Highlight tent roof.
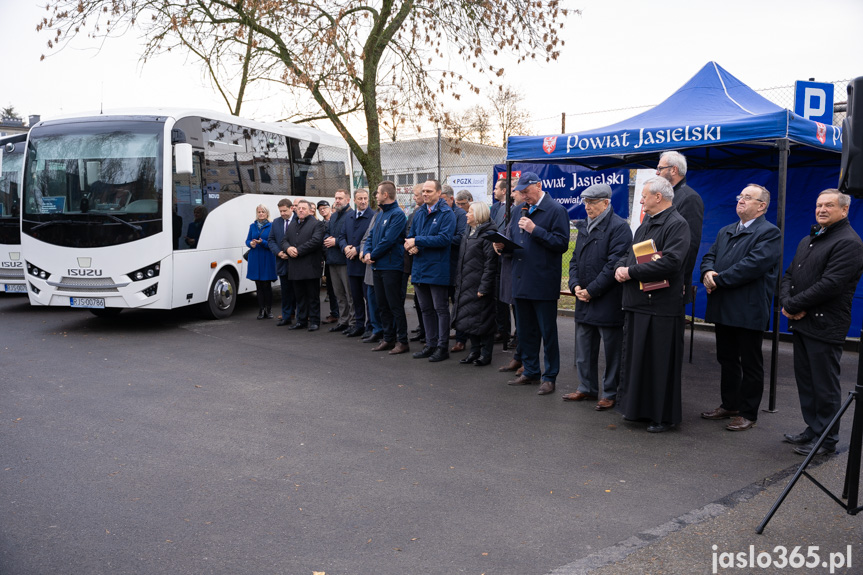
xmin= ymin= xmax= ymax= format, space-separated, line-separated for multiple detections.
xmin=506 ymin=62 xmax=841 ymax=170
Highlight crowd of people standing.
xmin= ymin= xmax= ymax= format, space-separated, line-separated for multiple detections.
xmin=244 ymin=150 xmax=863 ymax=453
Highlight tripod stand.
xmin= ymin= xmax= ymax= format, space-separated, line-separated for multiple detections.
xmin=756 ymin=334 xmax=863 ymax=533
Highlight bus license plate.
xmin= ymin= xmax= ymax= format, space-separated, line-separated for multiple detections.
xmin=70 ymin=297 xmax=105 ymax=309
xmin=4 ymin=284 xmax=26 ymax=293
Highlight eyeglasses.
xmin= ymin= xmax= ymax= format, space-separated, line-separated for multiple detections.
xmin=736 ymin=194 xmax=765 ymax=203
xmin=656 ymin=165 xmax=674 ymax=172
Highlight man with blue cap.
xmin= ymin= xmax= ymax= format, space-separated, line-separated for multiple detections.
xmin=493 ymin=172 xmax=570 ymax=395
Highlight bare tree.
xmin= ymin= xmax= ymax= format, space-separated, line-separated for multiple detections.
xmin=1 ymin=105 xmax=21 ymax=121
xmin=39 ymin=1 xmax=573 ymax=189
xmin=490 ymin=85 xmax=533 ymax=147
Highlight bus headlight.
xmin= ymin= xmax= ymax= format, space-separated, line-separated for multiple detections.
xmin=26 ymin=263 xmax=50 ymax=280
xmin=128 ymin=263 xmax=161 ymax=282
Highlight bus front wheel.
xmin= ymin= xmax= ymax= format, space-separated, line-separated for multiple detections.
xmin=202 ymin=269 xmax=236 ymax=320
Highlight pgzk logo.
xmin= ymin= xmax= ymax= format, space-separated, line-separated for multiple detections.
xmin=543 ymin=136 xmax=557 ymax=154
xmin=816 ymin=122 xmax=827 ymax=145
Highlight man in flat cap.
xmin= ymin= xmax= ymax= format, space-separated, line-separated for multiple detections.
xmin=563 ymin=184 xmax=632 ymax=410
xmin=493 ymin=172 xmax=570 ymax=395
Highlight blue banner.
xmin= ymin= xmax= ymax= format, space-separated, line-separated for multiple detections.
xmin=494 ymin=163 xmax=629 ymax=220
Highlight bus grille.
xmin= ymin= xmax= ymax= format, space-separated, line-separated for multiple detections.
xmin=0 ymin=269 xmax=25 ymax=280
xmin=52 ymin=277 xmax=121 ymax=293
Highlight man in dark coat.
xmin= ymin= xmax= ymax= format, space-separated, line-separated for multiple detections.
xmin=406 ymin=179 xmax=457 ymax=362
xmin=441 ymin=186 xmax=469 ymax=353
xmin=780 ymin=189 xmax=863 ymax=456
xmin=563 ymin=183 xmax=632 ymax=411
xmin=339 ymin=189 xmax=372 ymax=337
xmin=268 ymin=198 xmax=296 ymax=326
xmin=494 ymin=172 xmax=570 ymax=395
xmin=490 ymin=179 xmax=513 ymax=346
xmin=614 ymin=177 xmax=690 ymax=432
xmin=364 ymin=181 xmax=410 ymax=354
xmin=700 ymin=184 xmax=781 ymax=432
xmin=657 ymin=151 xmax=703 ymax=302
xmin=281 ymin=199 xmax=326 ymax=331
xmin=324 ymin=189 xmax=354 ymax=333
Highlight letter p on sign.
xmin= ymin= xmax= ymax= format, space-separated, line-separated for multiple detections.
xmin=794 ymin=80 xmax=834 ymax=124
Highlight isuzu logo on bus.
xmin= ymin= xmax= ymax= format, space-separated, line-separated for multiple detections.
xmin=1 ymin=262 xmax=22 ymax=268
xmin=68 ymin=269 xmax=103 ymax=277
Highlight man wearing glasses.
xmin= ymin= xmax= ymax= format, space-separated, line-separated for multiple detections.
xmin=656 ymin=151 xmax=703 ymax=302
xmin=699 ymin=185 xmax=782 ymax=432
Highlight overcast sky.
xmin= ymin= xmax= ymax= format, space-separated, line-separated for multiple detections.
xmin=2 ymin=0 xmax=861 ymax=138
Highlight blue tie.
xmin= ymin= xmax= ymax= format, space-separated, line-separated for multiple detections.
xmin=528 ymin=205 xmax=537 ymax=215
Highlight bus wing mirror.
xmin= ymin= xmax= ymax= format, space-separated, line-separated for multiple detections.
xmin=175 ymin=143 xmax=193 ymax=175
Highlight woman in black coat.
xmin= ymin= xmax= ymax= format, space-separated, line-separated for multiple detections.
xmin=451 ymin=202 xmax=499 ymax=366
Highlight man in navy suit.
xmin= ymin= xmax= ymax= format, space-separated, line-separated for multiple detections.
xmin=268 ymin=198 xmax=296 ymax=326
xmin=494 ymin=172 xmax=570 ymax=395
xmin=339 ymin=189 xmax=373 ymax=337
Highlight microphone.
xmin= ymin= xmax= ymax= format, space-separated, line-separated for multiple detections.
xmin=520 ymin=206 xmax=529 ymax=235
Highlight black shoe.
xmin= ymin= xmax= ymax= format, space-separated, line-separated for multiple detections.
xmin=265 ymin=308 xmax=273 ymax=319
xmin=307 ymin=324 xmax=320 ymax=332
xmin=257 ymin=308 xmax=266 ymax=320
xmin=329 ymin=324 xmax=348 ymax=332
xmin=473 ymin=355 xmax=492 ymax=366
xmin=362 ymin=332 xmax=383 ymax=343
xmin=428 ymin=348 xmax=449 ymax=362
xmin=277 ymin=319 xmax=291 ymax=326
xmin=344 ymin=326 xmax=364 ymax=337
xmin=460 ymin=351 xmax=481 ymax=364
xmin=409 ymin=332 xmax=425 ymax=342
xmin=646 ymin=422 xmax=675 ymax=433
xmin=413 ymin=346 xmax=436 ymax=359
xmin=411 ymin=327 xmax=421 ymax=334
xmin=783 ymin=432 xmax=814 ymax=445
xmin=360 ymin=330 xmax=373 ymax=339
xmin=793 ymin=441 xmax=837 ymax=456
xmin=287 ymin=322 xmax=307 ymax=330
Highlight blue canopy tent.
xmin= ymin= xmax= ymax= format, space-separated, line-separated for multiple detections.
xmin=504 ymin=61 xmax=853 ymax=410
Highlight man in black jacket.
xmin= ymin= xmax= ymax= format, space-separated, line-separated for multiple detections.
xmin=614 ymin=177 xmax=690 ymax=432
xmin=564 ymin=183 xmax=631 ymax=411
xmin=780 ymin=189 xmax=863 ymax=456
xmin=282 ymin=199 xmax=326 ymax=331
xmin=657 ymin=151 xmax=703 ymax=303
xmin=700 ymin=185 xmax=782 ymax=432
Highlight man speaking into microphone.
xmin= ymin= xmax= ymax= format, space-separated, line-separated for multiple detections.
xmin=494 ymin=172 xmax=570 ymax=395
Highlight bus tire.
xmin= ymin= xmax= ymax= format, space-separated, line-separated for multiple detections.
xmin=89 ymin=308 xmax=122 ymax=318
xmin=202 ymin=268 xmax=236 ymax=319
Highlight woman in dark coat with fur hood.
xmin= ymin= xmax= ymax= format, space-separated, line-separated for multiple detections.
xmin=451 ymin=202 xmax=499 ymax=366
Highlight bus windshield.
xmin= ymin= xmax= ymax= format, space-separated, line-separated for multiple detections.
xmin=0 ymin=135 xmax=25 ymax=245
xmin=22 ymin=120 xmax=163 ymax=247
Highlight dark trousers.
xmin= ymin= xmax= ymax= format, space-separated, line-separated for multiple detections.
xmin=293 ymin=277 xmax=321 ymax=326
xmin=373 ymin=270 xmax=408 ymax=344
xmin=278 ymin=274 xmax=295 ymax=319
xmin=415 ymin=283 xmax=451 ymax=348
xmin=793 ymin=331 xmax=843 ymax=446
xmin=366 ymin=283 xmax=382 ymax=334
xmin=514 ymin=298 xmax=559 ymax=383
xmin=413 ymin=294 xmax=425 ymax=334
xmin=715 ymin=324 xmax=765 ymax=421
xmin=469 ymin=333 xmax=494 ymax=359
xmin=254 ymin=280 xmax=273 ymax=310
xmin=324 ymin=264 xmax=338 ymax=318
xmin=348 ymin=274 xmax=367 ymax=329
xmin=575 ymin=322 xmax=623 ymax=400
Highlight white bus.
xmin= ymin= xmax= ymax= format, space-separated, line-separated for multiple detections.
xmin=0 ymin=133 xmax=27 ymax=293
xmin=20 ymin=109 xmax=351 ymax=318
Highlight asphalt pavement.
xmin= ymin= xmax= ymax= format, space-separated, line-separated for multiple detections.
xmin=1 ymin=292 xmax=861 ymax=574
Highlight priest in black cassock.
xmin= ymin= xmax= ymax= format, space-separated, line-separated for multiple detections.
xmin=613 ymin=177 xmax=690 ymax=433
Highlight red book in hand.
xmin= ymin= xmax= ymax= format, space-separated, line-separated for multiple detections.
xmin=636 ymin=251 xmax=670 ymax=291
